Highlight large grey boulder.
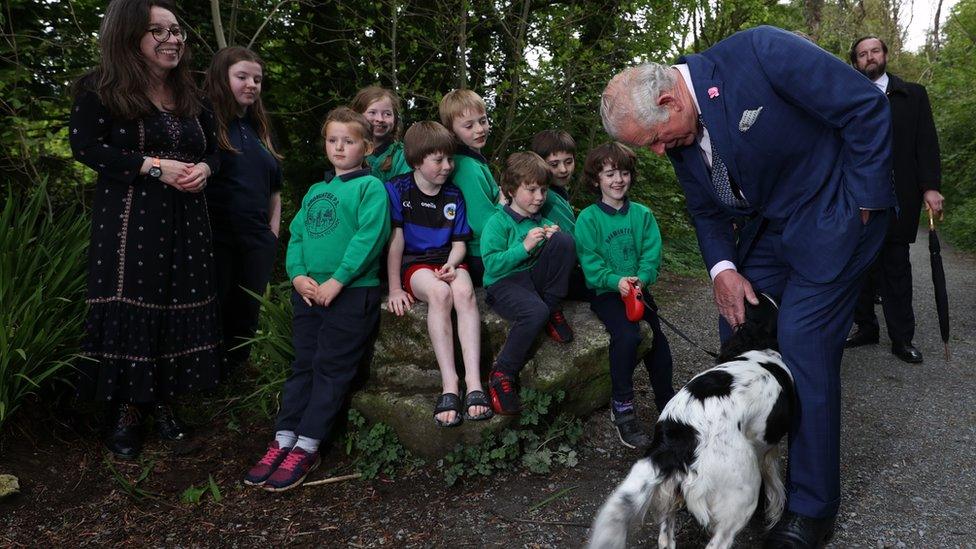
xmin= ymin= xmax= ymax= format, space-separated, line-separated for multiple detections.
xmin=352 ymin=290 xmax=652 ymax=459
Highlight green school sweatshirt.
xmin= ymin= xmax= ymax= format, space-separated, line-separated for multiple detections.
xmin=286 ymin=169 xmax=391 ymax=287
xmin=481 ymin=206 xmax=556 ymax=287
xmin=452 ymin=146 xmax=501 ymax=257
xmin=367 ymin=141 xmax=411 ymax=183
xmin=575 ymin=199 xmax=662 ymax=296
xmin=540 ymin=188 xmax=576 ymax=235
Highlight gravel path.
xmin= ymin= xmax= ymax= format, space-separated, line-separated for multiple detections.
xmin=599 ymin=232 xmax=976 ymax=548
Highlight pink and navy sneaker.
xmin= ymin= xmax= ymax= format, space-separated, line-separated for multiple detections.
xmin=263 ymin=447 xmax=321 ymax=492
xmin=244 ymin=440 xmax=292 ymax=486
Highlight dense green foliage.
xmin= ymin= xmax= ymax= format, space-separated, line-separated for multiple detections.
xmin=0 ymin=184 xmax=89 ymax=429
xmin=927 ymin=1 xmax=976 ymax=249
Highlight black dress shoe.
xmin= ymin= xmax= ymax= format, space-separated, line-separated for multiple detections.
xmin=844 ymin=326 xmax=879 ymax=348
xmin=153 ymin=403 xmax=188 ymax=441
xmin=891 ymin=342 xmax=923 ymax=364
xmin=105 ymin=403 xmax=142 ymax=459
xmin=764 ymin=511 xmax=835 ymax=548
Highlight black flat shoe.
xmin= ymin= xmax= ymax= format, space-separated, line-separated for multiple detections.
xmin=891 ymin=342 xmax=923 ymax=364
xmin=153 ymin=403 xmax=188 ymax=441
xmin=105 ymin=403 xmax=142 ymax=459
xmin=764 ymin=511 xmax=835 ymax=548
xmin=844 ymin=326 xmax=879 ymax=348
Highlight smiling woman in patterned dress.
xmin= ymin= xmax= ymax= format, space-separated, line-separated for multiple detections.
xmin=69 ymin=0 xmax=221 ymax=459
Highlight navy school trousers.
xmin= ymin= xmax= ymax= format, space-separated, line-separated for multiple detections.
xmin=275 ymin=286 xmax=380 ymax=440
xmin=485 ymin=231 xmax=575 ymax=375
xmin=213 ymin=229 xmax=278 ymax=375
xmin=589 ymin=291 xmax=675 ymax=412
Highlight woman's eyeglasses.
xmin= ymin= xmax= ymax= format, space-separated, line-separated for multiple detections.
xmin=146 ymin=26 xmax=186 ymax=43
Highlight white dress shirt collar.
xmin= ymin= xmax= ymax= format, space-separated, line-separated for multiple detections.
xmin=873 ymin=72 xmax=889 ymax=93
xmin=673 ymin=63 xmax=712 ymax=167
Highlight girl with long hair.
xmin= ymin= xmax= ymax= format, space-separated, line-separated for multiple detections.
xmin=203 ymin=46 xmax=284 ymax=377
xmin=350 ymin=86 xmax=411 ymax=182
xmin=69 ymin=0 xmax=221 ymax=459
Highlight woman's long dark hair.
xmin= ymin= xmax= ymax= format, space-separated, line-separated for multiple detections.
xmin=203 ymin=46 xmax=282 ymax=160
xmin=74 ymin=0 xmax=200 ymax=119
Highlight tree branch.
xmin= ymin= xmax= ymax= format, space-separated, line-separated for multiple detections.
xmin=246 ymin=0 xmax=288 ymax=50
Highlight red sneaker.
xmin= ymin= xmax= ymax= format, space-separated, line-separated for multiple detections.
xmin=546 ymin=310 xmax=574 ymax=343
xmin=263 ymin=447 xmax=321 ymax=492
xmin=488 ymin=370 xmax=522 ymax=415
xmin=243 ymin=440 xmax=291 ymax=486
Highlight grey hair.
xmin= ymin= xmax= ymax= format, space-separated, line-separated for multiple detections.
xmin=601 ymin=63 xmax=677 ymax=141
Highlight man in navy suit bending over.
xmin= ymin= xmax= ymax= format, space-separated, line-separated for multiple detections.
xmin=601 ymin=26 xmax=895 ymax=547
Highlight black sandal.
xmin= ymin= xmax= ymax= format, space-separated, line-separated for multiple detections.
xmin=433 ymin=393 xmax=463 ymax=427
xmin=463 ymin=390 xmax=495 ymax=421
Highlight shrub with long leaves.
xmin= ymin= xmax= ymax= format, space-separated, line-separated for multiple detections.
xmin=238 ymin=282 xmax=294 ymax=417
xmin=0 ymin=184 xmax=89 ymax=429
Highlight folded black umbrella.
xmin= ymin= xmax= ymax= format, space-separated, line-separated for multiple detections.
xmin=928 ymin=209 xmax=950 ymax=361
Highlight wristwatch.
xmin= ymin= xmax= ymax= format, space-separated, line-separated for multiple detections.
xmin=148 ymin=157 xmax=162 ymax=179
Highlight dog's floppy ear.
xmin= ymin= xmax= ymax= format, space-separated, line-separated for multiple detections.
xmin=745 ymin=292 xmax=778 ymax=336
xmin=715 ymin=293 xmax=780 ymax=363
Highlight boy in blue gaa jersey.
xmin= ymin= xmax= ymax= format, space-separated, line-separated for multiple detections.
xmin=386 ymin=121 xmax=492 ymax=426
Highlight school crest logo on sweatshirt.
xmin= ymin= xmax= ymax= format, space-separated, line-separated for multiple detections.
xmin=306 ymin=192 xmax=340 ymax=236
xmin=605 ymin=228 xmax=638 ymax=273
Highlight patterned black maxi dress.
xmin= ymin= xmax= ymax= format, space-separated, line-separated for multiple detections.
xmin=69 ymin=87 xmax=222 ymax=403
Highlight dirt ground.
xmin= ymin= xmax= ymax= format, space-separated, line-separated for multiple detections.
xmin=2 ymin=238 xmax=975 ymax=547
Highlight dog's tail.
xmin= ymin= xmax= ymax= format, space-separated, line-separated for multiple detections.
xmin=760 ymin=446 xmax=786 ymax=528
xmin=588 ymin=458 xmax=672 ymax=549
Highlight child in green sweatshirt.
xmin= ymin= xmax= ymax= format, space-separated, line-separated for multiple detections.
xmin=439 ymin=89 xmax=503 ymax=285
xmin=245 ymin=107 xmax=390 ymax=491
xmin=575 ymin=142 xmax=675 ymax=449
xmin=532 ymin=129 xmax=593 ymax=301
xmin=350 ymin=86 xmax=411 ymax=182
xmin=482 ymin=152 xmax=576 ymax=416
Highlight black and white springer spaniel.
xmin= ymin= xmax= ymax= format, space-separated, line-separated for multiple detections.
xmin=589 ymin=294 xmax=795 ymax=549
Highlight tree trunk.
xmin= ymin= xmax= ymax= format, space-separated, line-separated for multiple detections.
xmin=210 ymin=0 xmax=226 ymax=49
xmin=391 ymin=0 xmax=399 ymax=89
xmin=457 ymin=0 xmax=468 ymax=89
xmin=492 ymin=0 xmax=532 ymax=158
xmin=804 ymin=0 xmax=823 ymax=42
xmin=227 ymin=0 xmax=238 ymax=46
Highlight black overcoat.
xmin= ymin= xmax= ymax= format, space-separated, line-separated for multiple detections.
xmin=885 ymin=73 xmax=942 ymax=243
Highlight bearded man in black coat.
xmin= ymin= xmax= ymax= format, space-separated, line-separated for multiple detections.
xmin=845 ymin=36 xmax=945 ymax=363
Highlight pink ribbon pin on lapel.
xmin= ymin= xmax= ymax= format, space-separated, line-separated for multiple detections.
xmin=707 ymin=87 xmax=720 ymax=99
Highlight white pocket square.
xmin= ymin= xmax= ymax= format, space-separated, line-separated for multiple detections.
xmin=738 ymin=107 xmax=763 ymax=132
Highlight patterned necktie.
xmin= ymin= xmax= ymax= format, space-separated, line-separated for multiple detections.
xmin=699 ymin=115 xmax=749 ymax=209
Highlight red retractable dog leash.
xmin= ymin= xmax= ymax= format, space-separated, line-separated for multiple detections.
xmin=622 ymin=280 xmax=645 ymax=322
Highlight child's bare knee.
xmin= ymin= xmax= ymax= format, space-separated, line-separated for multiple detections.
xmin=428 ymin=282 xmax=454 ymax=307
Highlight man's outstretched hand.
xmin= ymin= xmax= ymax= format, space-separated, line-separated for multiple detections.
xmin=713 ymin=269 xmax=759 ymax=328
